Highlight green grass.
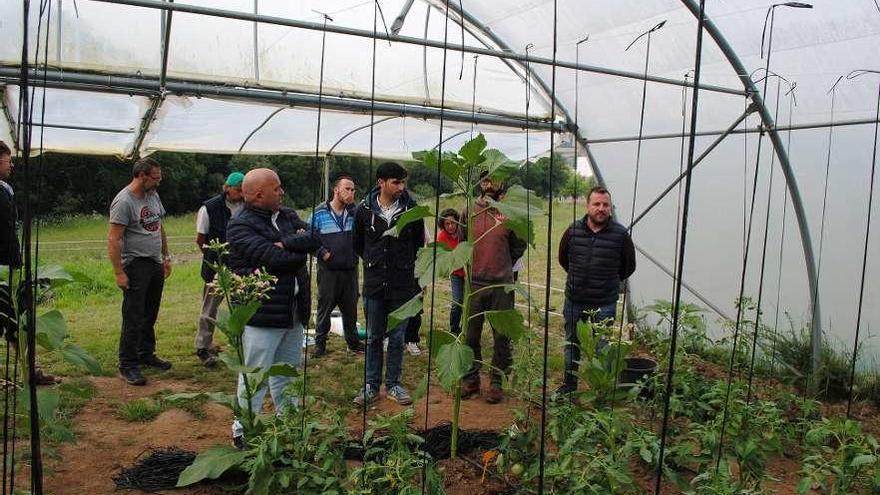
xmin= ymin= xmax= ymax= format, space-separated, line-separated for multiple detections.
xmin=117 ymin=398 xmax=165 ymax=422
xmin=32 ymin=199 xmax=577 ymax=415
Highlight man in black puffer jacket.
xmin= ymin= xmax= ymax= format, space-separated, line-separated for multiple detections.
xmin=556 ymin=186 xmax=636 ymax=396
xmin=226 ymin=168 xmax=320 ymax=446
xmin=351 ymin=162 xmax=425 ymax=407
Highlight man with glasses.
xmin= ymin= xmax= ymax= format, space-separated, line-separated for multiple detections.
xmin=108 ymin=157 xmax=173 ymax=386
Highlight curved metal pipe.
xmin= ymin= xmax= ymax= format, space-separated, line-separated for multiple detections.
xmin=679 ymin=0 xmax=821 ymax=374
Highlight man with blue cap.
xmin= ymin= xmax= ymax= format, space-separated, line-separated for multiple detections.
xmin=194 ymin=171 xmax=245 ymax=367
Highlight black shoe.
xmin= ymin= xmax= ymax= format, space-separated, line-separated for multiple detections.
xmin=196 ymin=349 xmax=217 ymax=368
xmin=553 ymin=382 xmax=578 ymax=397
xmin=311 ymin=344 xmax=327 ymax=359
xmin=232 ymin=435 xmax=245 ymax=450
xmin=140 ymin=354 xmax=172 ymax=371
xmin=347 ymin=342 xmax=366 ymax=354
xmin=119 ymin=367 xmax=147 ymax=386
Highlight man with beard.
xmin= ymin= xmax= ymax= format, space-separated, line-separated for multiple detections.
xmin=555 ymin=186 xmax=636 ymax=396
xmin=194 ymin=171 xmax=245 ymax=367
xmin=461 ymin=172 xmax=526 ymax=404
xmin=108 ymin=157 xmax=173 ymax=386
xmin=351 ymin=162 xmax=424 ymax=406
xmin=308 ymin=174 xmax=365 ymax=358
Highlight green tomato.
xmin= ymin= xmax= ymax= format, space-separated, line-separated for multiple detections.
xmin=510 ymin=463 xmax=524 ymax=476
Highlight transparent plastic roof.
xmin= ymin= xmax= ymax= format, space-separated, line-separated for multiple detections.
xmin=1 ymin=0 xmax=879 ymax=360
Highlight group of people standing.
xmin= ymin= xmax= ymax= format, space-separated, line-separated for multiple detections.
xmin=102 ymin=154 xmax=635 ymax=445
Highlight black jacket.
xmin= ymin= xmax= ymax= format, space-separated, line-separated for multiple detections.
xmin=0 ymin=184 xmax=20 ymax=268
xmin=558 ymin=218 xmax=635 ymax=305
xmin=226 ymin=205 xmax=320 ymax=328
xmin=352 ymin=187 xmax=424 ymax=300
xmin=200 ymin=193 xmax=234 ymax=282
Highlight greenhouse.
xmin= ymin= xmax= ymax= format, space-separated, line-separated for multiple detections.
xmin=1 ymin=0 xmax=879 ymax=493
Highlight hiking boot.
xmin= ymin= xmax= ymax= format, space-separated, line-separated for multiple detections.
xmin=386 ymin=385 xmax=413 ymax=405
xmin=119 ymin=367 xmax=147 ymax=386
xmin=485 ymin=384 xmax=504 ymax=404
xmin=404 ymin=342 xmax=422 ymax=356
xmin=33 ymin=368 xmax=61 ymax=386
xmin=347 ymin=342 xmax=366 ymax=354
xmin=461 ymin=379 xmax=480 ymax=399
xmin=353 ymin=384 xmax=379 ymax=406
xmin=139 ymin=354 xmax=172 ymax=371
xmin=311 ymin=344 xmax=327 ymax=359
xmin=197 ymin=349 xmax=217 ymax=368
xmin=553 ymin=382 xmax=578 ymax=399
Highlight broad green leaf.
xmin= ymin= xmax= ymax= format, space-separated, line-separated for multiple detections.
xmin=485 ymin=309 xmax=527 ymax=341
xmin=383 ymin=206 xmax=432 ymax=238
xmin=249 ymin=362 xmax=300 ymax=390
xmin=487 ymin=185 xmax=542 ymax=245
xmin=218 ymin=302 xmax=260 ymax=340
xmin=36 ymin=265 xmax=74 ymax=287
xmin=413 ymin=149 xmax=463 ymax=182
xmin=481 ymin=149 xmax=520 ymax=183
xmin=218 ymin=349 xmax=253 ymax=374
xmin=435 ymin=340 xmax=474 ymax=391
xmin=414 ymin=242 xmax=472 ymax=288
xmin=36 ymin=310 xmax=67 ymax=351
xmin=177 ymin=445 xmax=248 ymax=487
xmin=458 ymin=134 xmax=487 ymax=164
xmin=60 ymin=344 xmax=103 ymax=375
xmin=411 ymin=374 xmax=429 ymax=402
xmin=427 ymin=328 xmax=457 ymax=355
xmin=36 ymin=388 xmax=60 ymax=422
xmin=387 ymin=294 xmax=424 ymax=332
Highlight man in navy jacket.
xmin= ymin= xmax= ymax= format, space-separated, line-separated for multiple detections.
xmin=226 ymin=168 xmax=320 ymax=446
xmin=351 ymin=162 xmax=425 ymax=407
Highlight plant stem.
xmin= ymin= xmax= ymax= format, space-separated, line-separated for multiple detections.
xmin=451 ymin=380 xmax=462 ymax=458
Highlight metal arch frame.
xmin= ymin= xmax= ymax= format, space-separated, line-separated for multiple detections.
xmin=679 ymin=0 xmax=821 ymax=374
xmin=444 ymin=0 xmax=820 ymax=350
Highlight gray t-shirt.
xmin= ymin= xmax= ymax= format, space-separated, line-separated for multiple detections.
xmin=109 ymin=187 xmax=166 ymax=266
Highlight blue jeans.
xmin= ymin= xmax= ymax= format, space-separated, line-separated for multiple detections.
xmin=364 ymin=297 xmax=408 ymax=389
xmin=562 ymin=299 xmax=617 ymax=385
xmin=449 ymin=275 xmax=464 ymax=334
xmin=237 ymin=322 xmax=303 ymax=415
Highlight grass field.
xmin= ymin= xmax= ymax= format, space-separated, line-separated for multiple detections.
xmin=35 ymin=197 xmax=580 ymax=412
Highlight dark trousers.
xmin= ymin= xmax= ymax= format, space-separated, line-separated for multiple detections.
xmin=314 ymin=267 xmax=359 ymax=348
xmin=463 ymin=283 xmax=514 ymax=386
xmin=119 ymin=257 xmax=164 ymax=369
xmin=562 ymin=299 xmax=617 ymax=385
xmin=405 ymin=310 xmax=421 ymax=344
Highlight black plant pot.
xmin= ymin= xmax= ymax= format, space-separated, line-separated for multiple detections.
xmin=617 ymin=357 xmax=658 ymax=399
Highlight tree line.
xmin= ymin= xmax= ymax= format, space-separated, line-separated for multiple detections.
xmin=19 ymin=151 xmax=593 ymax=218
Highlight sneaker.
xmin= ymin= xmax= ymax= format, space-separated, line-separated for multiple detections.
xmin=386 ymin=385 xmax=413 ymax=405
xmin=311 ymin=344 xmax=327 ymax=359
xmin=347 ymin=342 xmax=366 ymax=354
xmin=119 ymin=366 xmax=147 ymax=386
xmin=485 ymin=384 xmax=504 ymax=404
xmin=353 ymin=384 xmax=379 ymax=406
xmin=232 ymin=419 xmax=245 ymax=449
xmin=553 ymin=382 xmax=578 ymax=398
xmin=461 ymin=379 xmax=480 ymax=400
xmin=404 ymin=342 xmax=421 ymax=356
xmin=139 ymin=354 xmax=172 ymax=371
xmin=196 ymin=349 xmax=217 ymax=368
xmin=33 ymin=368 xmax=61 ymax=386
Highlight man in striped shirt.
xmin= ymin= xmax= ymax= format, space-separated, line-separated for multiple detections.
xmin=308 ymin=174 xmax=365 ymax=357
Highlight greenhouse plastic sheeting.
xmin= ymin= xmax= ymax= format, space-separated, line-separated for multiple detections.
xmin=1 ymin=0 xmax=879 ymax=361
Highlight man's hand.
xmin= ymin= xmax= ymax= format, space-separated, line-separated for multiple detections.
xmin=274 ymin=241 xmax=284 ymax=248
xmin=322 ymin=250 xmax=332 ymax=262
xmin=115 ymin=272 xmax=129 ymax=290
xmin=163 ymin=259 xmax=172 ymax=279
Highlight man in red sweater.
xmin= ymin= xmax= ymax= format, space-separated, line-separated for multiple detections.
xmin=461 ymin=174 xmax=526 ymax=404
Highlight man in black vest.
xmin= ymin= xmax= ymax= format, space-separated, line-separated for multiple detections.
xmin=194 ymin=171 xmax=244 ymax=367
xmin=556 ymin=186 xmax=635 ymax=396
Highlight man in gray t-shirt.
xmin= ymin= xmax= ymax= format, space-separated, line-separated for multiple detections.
xmin=108 ymin=157 xmax=173 ymax=386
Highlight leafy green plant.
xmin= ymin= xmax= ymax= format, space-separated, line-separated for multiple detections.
xmin=643 ymin=300 xmax=710 ymax=357
xmin=350 ymin=409 xmax=444 ymax=495
xmin=571 ymin=318 xmax=632 ymax=406
xmin=390 ymin=134 xmax=540 ymax=457
xmin=798 ymin=417 xmax=880 ymax=494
